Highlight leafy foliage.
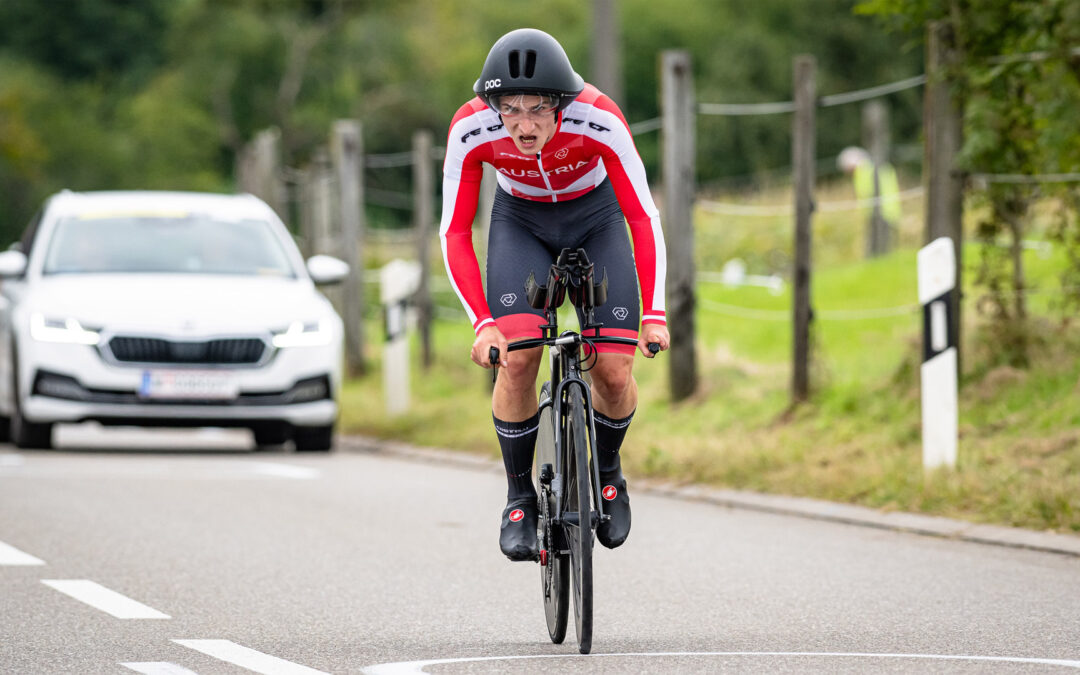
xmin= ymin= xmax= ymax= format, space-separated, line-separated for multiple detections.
xmin=2 ymin=0 xmax=919 ymax=240
xmin=0 ymin=0 xmax=173 ymax=83
xmin=860 ymin=0 xmax=1080 ymax=366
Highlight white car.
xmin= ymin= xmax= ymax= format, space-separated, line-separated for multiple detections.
xmin=0 ymin=190 xmax=349 ymax=451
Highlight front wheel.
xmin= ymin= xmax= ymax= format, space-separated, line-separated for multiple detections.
xmin=252 ymin=423 xmax=290 ymax=451
xmin=536 ymin=383 xmax=568 ymax=644
xmin=564 ymin=384 xmax=593 ymax=654
xmin=10 ymin=365 xmax=51 ymax=449
xmin=11 ymin=403 xmax=52 ymax=450
xmin=293 ymin=424 xmax=334 ymax=452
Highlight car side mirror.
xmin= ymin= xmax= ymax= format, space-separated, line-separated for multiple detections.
xmin=306 ymin=254 xmax=350 ymax=285
xmin=0 ymin=250 xmax=28 ymax=278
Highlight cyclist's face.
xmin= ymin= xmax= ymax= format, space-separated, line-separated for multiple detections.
xmin=497 ymin=94 xmax=558 ymax=155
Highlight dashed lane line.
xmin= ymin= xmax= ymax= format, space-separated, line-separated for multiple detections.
xmin=251 ymin=462 xmax=322 ymax=480
xmin=121 ymin=663 xmax=200 ymax=675
xmin=0 ymin=539 xmax=45 ymax=565
xmin=0 ymin=456 xmax=321 ymax=481
xmin=41 ymin=579 xmax=170 ymax=619
xmin=173 ymin=640 xmax=328 ymax=675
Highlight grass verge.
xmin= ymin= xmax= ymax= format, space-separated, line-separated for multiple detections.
xmin=341 ymin=184 xmax=1079 ymax=534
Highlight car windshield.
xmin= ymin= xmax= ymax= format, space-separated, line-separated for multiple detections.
xmin=42 ymin=214 xmax=297 ymax=277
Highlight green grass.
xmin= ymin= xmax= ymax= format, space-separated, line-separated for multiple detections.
xmin=340 ymin=187 xmax=1080 ymax=534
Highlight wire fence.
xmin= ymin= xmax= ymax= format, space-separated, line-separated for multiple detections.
xmin=254 ymin=61 xmax=1077 ymax=331
xmin=971 ymin=172 xmax=1080 ymax=185
xmin=697 ymin=298 xmax=922 ymax=322
xmin=698 ymin=186 xmax=925 ymax=217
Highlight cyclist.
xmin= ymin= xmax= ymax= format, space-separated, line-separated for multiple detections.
xmin=440 ymin=28 xmax=670 ymax=561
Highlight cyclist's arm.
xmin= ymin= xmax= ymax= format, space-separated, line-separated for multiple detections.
xmin=440 ymin=101 xmax=496 ymax=335
xmin=587 ymin=95 xmax=668 ymax=331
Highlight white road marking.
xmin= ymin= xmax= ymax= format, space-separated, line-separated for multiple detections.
xmin=251 ymin=462 xmax=321 ymax=480
xmin=174 ymin=640 xmax=328 ymax=675
xmin=360 ymin=651 xmax=1080 ymax=674
xmin=0 ymin=539 xmax=45 ymax=565
xmin=121 ymin=663 xmax=200 ymax=675
xmin=41 ymin=580 xmax=170 ymax=619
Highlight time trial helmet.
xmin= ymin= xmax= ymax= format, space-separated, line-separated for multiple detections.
xmin=473 ymin=28 xmax=584 ymax=115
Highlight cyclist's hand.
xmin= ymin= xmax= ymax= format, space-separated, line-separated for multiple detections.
xmin=639 ymin=324 xmax=670 ymax=358
xmin=472 ymin=325 xmax=509 ymax=369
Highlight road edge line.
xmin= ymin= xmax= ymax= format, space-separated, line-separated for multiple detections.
xmin=338 ymin=434 xmax=1080 ymax=558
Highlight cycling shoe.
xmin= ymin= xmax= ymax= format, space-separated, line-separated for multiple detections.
xmin=597 ymin=475 xmax=631 ymax=549
xmin=499 ymin=497 xmax=539 ymax=561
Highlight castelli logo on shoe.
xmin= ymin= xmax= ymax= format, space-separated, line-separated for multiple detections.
xmin=602 ymin=485 xmax=617 ymax=501
xmin=509 ymin=509 xmax=525 ymax=523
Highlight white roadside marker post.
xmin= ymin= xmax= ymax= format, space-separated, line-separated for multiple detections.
xmin=917 ymin=237 xmax=958 ymax=470
xmin=381 ymin=259 xmax=421 ymax=415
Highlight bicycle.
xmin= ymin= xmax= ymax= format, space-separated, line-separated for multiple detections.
xmin=490 ymin=247 xmax=659 ymax=655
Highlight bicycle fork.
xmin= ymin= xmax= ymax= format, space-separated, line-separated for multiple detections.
xmin=553 ymin=377 xmax=609 ymax=533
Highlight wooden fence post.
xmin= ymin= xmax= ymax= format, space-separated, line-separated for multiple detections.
xmin=235 ymin=144 xmax=257 ymax=195
xmin=591 ymin=0 xmax=623 ymax=105
xmin=294 ymin=166 xmax=311 ymax=257
xmin=310 ymin=148 xmax=334 ymax=255
xmin=791 ymin=54 xmax=816 ymax=404
xmin=863 ymin=100 xmax=891 ymax=257
xmin=925 ymin=20 xmax=965 ymax=371
xmin=251 ymin=128 xmax=286 ymax=220
xmin=332 ymin=120 xmax=367 ymax=377
xmin=660 ymin=50 xmax=698 ymax=402
xmin=413 ymin=129 xmax=435 ymax=369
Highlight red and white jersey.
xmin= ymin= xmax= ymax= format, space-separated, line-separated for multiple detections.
xmin=440 ymin=84 xmax=667 ymax=335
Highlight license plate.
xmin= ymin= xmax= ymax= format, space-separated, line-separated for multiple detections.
xmin=139 ymin=371 xmax=239 ymax=400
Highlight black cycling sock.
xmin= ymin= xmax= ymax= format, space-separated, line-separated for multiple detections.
xmin=594 ymin=409 xmax=634 ymax=478
xmin=493 ymin=412 xmax=540 ymax=502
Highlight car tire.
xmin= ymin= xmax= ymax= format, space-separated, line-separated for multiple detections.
xmin=10 ymin=349 xmax=52 ymax=449
xmin=252 ymin=423 xmax=290 ymax=450
xmin=293 ymin=424 xmax=334 ymax=452
xmin=0 ymin=416 xmax=10 ymax=443
xmin=11 ymin=405 xmax=52 ymax=449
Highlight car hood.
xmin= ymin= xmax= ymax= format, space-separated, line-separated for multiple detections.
xmin=22 ymin=274 xmax=336 ymax=335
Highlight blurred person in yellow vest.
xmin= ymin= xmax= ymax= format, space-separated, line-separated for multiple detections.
xmin=838 ymin=146 xmax=901 ymax=255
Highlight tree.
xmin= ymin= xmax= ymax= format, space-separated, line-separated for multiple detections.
xmin=859 ymin=0 xmax=1080 ymax=368
xmin=0 ymin=0 xmax=172 ymax=84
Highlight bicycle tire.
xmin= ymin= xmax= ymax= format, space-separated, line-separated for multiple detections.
xmin=564 ymin=384 xmax=593 ymax=654
xmin=535 ymin=384 xmax=568 ymax=644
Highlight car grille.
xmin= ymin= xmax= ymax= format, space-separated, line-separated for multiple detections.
xmin=107 ymin=336 xmax=267 ymax=365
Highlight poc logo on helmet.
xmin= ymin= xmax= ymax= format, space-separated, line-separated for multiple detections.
xmin=484 ymin=79 xmax=502 ymax=90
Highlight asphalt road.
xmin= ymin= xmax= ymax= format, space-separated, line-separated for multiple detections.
xmin=1 ymin=425 xmax=1079 ymax=674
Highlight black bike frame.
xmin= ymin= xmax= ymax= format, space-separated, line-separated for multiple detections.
xmin=509 ymin=330 xmax=639 ymax=537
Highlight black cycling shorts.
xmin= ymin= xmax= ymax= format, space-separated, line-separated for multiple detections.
xmin=486 ymin=179 xmax=639 ymax=355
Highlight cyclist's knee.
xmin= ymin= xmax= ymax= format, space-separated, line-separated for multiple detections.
xmin=498 ymin=348 xmax=542 ymax=391
xmin=591 ymin=355 xmax=635 ymax=403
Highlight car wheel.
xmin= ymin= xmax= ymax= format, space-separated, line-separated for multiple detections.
xmin=293 ymin=424 xmax=334 ymax=452
xmin=10 ymin=352 xmax=52 ymax=449
xmin=11 ymin=403 xmax=52 ymax=450
xmin=252 ymin=423 xmax=290 ymax=450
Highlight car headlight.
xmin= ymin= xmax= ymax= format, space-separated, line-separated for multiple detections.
xmin=272 ymin=319 xmax=333 ymax=348
xmin=30 ymin=313 xmax=101 ymax=345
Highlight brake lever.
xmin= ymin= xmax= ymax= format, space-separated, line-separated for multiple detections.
xmin=489 ymin=346 xmax=500 ymax=383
